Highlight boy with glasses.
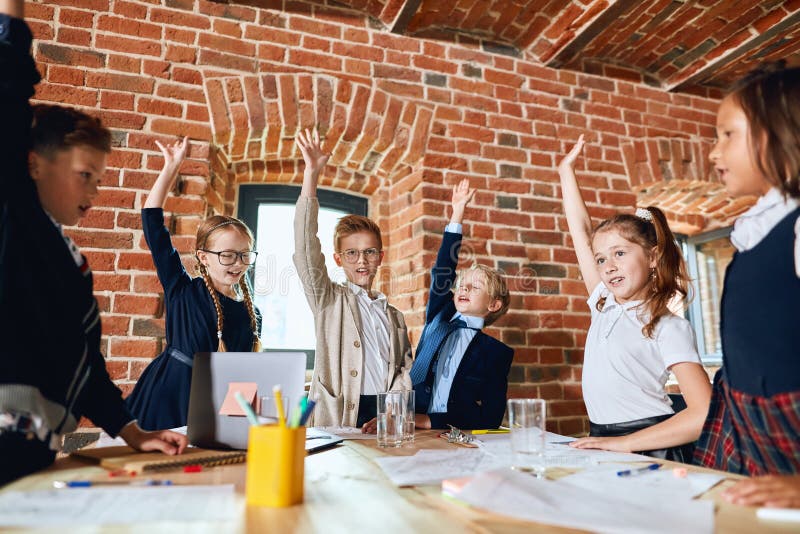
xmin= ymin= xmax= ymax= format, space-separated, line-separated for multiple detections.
xmin=294 ymin=129 xmax=412 ymax=428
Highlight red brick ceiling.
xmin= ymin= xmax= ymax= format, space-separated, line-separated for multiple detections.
xmin=234 ymin=0 xmax=800 ymax=96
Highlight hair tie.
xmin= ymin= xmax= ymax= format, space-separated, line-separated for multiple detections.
xmin=635 ymin=208 xmax=653 ymax=223
xmin=217 ymin=330 xmax=223 ymax=339
xmin=207 ymin=221 xmax=236 ymax=234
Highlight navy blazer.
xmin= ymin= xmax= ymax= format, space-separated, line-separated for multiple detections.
xmin=413 ymin=230 xmax=514 ymax=430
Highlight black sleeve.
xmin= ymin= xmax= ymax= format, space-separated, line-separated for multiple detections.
xmin=0 ymin=15 xmax=40 ymax=203
xmin=77 ymin=348 xmax=135 ymax=437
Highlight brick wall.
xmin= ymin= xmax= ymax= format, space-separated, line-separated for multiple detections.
xmin=27 ymin=0 xmax=720 ymax=435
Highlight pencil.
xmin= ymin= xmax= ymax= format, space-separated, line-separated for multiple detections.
xmin=273 ymin=384 xmax=286 ymax=427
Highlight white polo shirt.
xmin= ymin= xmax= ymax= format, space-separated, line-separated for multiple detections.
xmin=581 ymin=282 xmax=701 ymax=424
xmin=346 ymin=281 xmax=391 ymax=395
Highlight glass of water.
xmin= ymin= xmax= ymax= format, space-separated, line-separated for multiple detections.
xmin=508 ymin=398 xmax=546 ymax=477
xmin=376 ymin=391 xmax=404 ymax=448
xmin=399 ymin=389 xmax=415 ymax=443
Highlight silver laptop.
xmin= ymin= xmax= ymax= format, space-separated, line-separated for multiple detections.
xmin=187 ymin=352 xmax=341 ymax=452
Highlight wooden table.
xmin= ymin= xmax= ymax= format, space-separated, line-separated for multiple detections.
xmin=3 ymin=430 xmax=798 ymax=533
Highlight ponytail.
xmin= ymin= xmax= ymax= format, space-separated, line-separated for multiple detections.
xmin=199 ymin=263 xmax=228 ymax=352
xmin=239 ymin=275 xmax=262 ymax=352
xmin=641 ymin=206 xmax=689 ymax=338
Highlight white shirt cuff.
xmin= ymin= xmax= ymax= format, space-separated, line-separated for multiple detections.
xmin=445 ymin=223 xmax=462 ymax=234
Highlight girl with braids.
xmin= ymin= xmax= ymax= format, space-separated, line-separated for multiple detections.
xmin=557 ymin=134 xmax=711 ymax=462
xmin=126 ymin=137 xmax=262 ymax=430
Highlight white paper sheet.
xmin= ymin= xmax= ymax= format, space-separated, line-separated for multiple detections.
xmin=559 ymin=463 xmax=725 ymax=502
xmin=453 ymin=469 xmax=714 ymax=534
xmin=374 ymin=432 xmax=656 ymax=486
xmin=0 ymin=484 xmax=238 ymax=527
xmin=375 ymin=449 xmax=499 ymax=486
xmin=314 ymin=426 xmax=376 ymax=440
xmin=476 ymin=431 xmax=650 ymax=468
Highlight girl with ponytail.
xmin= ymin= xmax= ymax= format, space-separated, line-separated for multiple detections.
xmin=557 ymin=135 xmax=711 ymax=462
xmin=126 ymin=138 xmax=262 ymax=430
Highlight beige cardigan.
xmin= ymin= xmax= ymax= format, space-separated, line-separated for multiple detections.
xmin=293 ymin=197 xmax=412 ymax=427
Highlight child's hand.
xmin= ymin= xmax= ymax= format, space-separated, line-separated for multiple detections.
xmin=361 ymin=417 xmax=377 ymax=434
xmin=450 ymin=178 xmax=475 ymax=224
xmin=155 ymin=136 xmax=189 ymax=174
xmin=296 ymin=128 xmax=329 ymax=178
xmin=119 ymin=422 xmax=188 ymax=455
xmin=558 ymin=134 xmax=585 ymax=172
xmin=568 ymin=434 xmax=632 ymax=453
xmin=723 ymin=475 xmax=800 ymax=508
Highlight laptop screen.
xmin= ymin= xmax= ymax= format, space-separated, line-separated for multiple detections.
xmin=187 ymin=351 xmax=307 ymax=450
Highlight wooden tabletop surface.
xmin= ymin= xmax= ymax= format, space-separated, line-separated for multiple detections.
xmin=2 ymin=430 xmax=798 ymax=533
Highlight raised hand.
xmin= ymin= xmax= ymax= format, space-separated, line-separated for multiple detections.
xmin=558 ymin=133 xmax=584 ymax=171
xmin=450 ymin=178 xmax=476 ymax=224
xmin=145 ymin=136 xmax=190 ymax=209
xmin=296 ymin=128 xmax=330 ymax=178
xmin=155 ymin=136 xmax=190 ymax=176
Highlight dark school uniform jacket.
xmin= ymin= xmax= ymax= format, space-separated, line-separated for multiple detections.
xmin=413 ymin=230 xmax=514 ymax=430
xmin=0 ymin=16 xmax=133 ymax=447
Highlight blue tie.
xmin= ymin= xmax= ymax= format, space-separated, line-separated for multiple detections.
xmin=410 ymin=318 xmax=467 ymax=385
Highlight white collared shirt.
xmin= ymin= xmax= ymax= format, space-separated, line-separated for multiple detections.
xmin=730 ymin=187 xmax=800 ymax=277
xmin=346 ymin=281 xmax=391 ymax=395
xmin=581 ymin=283 xmax=701 ymax=424
xmin=429 ymin=312 xmax=483 ymax=413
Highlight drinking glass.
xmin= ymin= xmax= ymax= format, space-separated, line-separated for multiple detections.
xmin=376 ymin=391 xmax=404 ymax=447
xmin=507 ymin=398 xmax=546 ymax=477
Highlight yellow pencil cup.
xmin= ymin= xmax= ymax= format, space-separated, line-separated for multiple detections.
xmin=245 ymin=425 xmax=306 ymax=507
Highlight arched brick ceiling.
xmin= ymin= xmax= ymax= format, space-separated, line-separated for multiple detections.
xmin=231 ymin=0 xmax=800 ymax=95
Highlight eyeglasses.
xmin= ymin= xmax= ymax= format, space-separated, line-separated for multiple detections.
xmin=200 ymin=249 xmax=258 ymax=266
xmin=338 ymin=248 xmax=381 ymax=263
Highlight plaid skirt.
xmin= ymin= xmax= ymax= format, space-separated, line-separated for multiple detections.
xmin=694 ymin=369 xmax=800 ymax=475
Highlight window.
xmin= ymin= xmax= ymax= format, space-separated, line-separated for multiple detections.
xmin=237 ymin=185 xmax=367 ymax=364
xmin=680 ymin=227 xmax=735 ymax=364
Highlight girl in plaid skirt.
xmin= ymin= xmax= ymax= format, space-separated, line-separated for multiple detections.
xmin=694 ymin=63 xmax=800 ymax=509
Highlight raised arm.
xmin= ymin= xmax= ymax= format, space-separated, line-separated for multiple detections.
xmin=0 ymin=0 xmax=39 ymax=202
xmin=449 ymin=178 xmax=475 ymax=225
xmin=296 ymin=128 xmax=330 ymax=199
xmin=557 ymin=135 xmax=600 ymax=293
xmin=0 ymin=0 xmax=23 ymax=17
xmin=144 ymin=137 xmax=189 ymax=209
xmin=293 ymin=129 xmax=335 ymax=310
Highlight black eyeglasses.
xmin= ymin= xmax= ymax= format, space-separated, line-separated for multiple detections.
xmin=200 ymin=249 xmax=258 ymax=266
xmin=338 ymin=248 xmax=381 ymax=263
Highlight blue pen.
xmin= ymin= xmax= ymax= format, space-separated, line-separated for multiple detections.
xmin=53 ymin=479 xmax=172 ymax=488
xmin=298 ymin=399 xmax=316 ymax=426
xmin=617 ymin=463 xmax=661 ymax=477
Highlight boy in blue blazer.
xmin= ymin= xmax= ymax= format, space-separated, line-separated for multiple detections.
xmin=410 ymin=180 xmax=513 ymax=430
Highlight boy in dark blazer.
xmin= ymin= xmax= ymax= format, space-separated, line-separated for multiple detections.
xmin=410 ymin=180 xmax=513 ymax=430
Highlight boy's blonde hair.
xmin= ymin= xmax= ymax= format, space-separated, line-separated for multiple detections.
xmin=334 ymin=214 xmax=383 ymax=251
xmin=457 ymin=263 xmax=510 ymax=326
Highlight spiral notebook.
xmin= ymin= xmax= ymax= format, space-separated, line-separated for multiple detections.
xmin=72 ymin=446 xmax=246 ymax=474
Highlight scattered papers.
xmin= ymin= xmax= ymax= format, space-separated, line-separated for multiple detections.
xmin=375 ymin=449 xmax=498 ymax=486
xmin=450 ymin=469 xmax=714 ymax=534
xmin=314 ymin=426 xmax=376 ymax=440
xmin=476 ymin=431 xmax=649 ymax=468
xmin=0 ymin=484 xmax=238 ymax=527
xmin=374 ymin=432 xmax=656 ymax=486
xmin=560 ymin=463 xmax=724 ymax=502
